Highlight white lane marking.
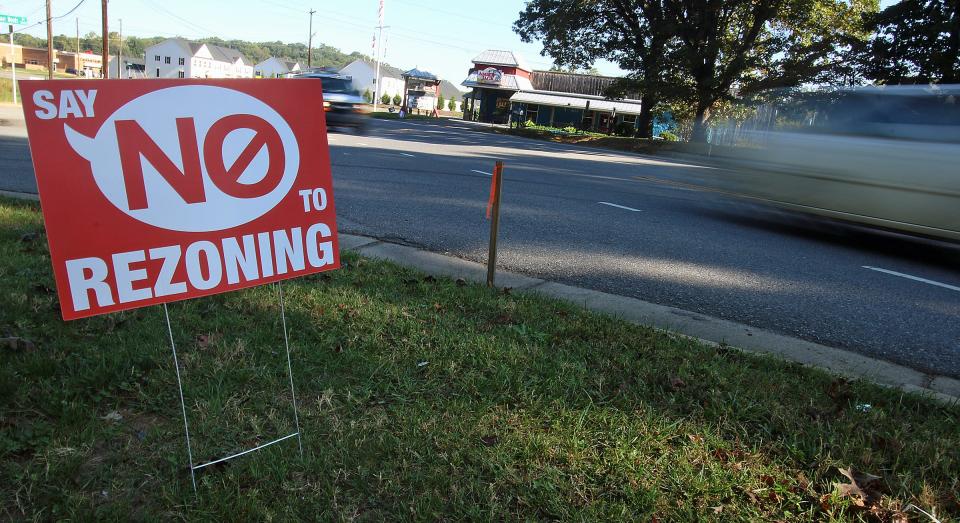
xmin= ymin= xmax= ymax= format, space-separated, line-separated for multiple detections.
xmin=862 ymin=266 xmax=960 ymax=292
xmin=357 ymin=142 xmax=369 ymax=146
xmin=471 ymin=169 xmax=492 ymax=176
xmin=399 ymin=152 xmax=415 ymax=157
xmin=598 ymin=201 xmax=641 ymax=212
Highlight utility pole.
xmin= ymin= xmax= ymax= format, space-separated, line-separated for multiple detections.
xmin=45 ymin=0 xmax=53 ymax=79
xmin=372 ymin=0 xmax=386 ymax=112
xmin=9 ymin=25 xmax=17 ymax=105
xmin=117 ymin=18 xmax=122 ymax=78
xmin=100 ymin=0 xmax=108 ymax=78
xmin=307 ymin=9 xmax=315 ymax=68
xmin=75 ymin=17 xmax=79 ymax=54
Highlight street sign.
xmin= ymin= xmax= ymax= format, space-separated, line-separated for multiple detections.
xmin=0 ymin=14 xmax=27 ymax=25
xmin=18 ymin=79 xmax=340 ymax=320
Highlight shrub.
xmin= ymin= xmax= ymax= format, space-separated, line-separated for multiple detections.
xmin=659 ymin=130 xmax=680 ymax=141
xmin=437 ymin=95 xmax=445 ymax=110
xmin=562 ymin=126 xmax=577 ymax=133
xmin=614 ymin=122 xmax=635 ymax=137
xmin=447 ymin=98 xmax=456 ymax=111
xmin=381 ymin=93 xmax=391 ymax=105
xmin=363 ymin=89 xmax=373 ymax=103
xmin=393 ymin=94 xmax=402 ymax=106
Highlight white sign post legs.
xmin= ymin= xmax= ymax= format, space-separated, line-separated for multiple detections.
xmin=277 ymin=281 xmax=305 ymax=459
xmin=163 ymin=302 xmax=198 ymax=493
xmin=162 ymin=281 xmax=304 ymax=495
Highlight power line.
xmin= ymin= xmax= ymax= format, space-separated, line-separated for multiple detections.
xmin=13 ymin=0 xmax=90 ymax=34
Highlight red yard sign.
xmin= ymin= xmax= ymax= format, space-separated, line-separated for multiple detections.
xmin=19 ymin=79 xmax=339 ymax=320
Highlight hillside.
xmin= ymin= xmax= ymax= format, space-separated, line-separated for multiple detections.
xmin=14 ymin=32 xmax=385 ymax=71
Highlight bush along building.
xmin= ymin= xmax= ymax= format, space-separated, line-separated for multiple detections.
xmin=461 ymin=50 xmax=667 ymax=135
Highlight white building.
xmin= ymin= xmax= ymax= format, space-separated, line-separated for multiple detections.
xmin=338 ymin=59 xmax=405 ymax=102
xmin=144 ymin=38 xmax=254 ymax=79
xmin=254 ymin=57 xmax=303 ymax=78
xmin=107 ymin=56 xmax=146 ymax=79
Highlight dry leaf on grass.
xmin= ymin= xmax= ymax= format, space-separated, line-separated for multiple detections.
xmin=833 ymin=466 xmax=883 ymax=508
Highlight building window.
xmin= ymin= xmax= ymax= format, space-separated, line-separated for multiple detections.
xmin=178 ymin=57 xmax=185 ymax=65
xmin=156 ymin=68 xmax=160 ymax=78
xmin=154 ymin=55 xmax=160 ymax=61
xmin=164 ymin=56 xmax=171 ymax=64
xmin=622 ymin=114 xmax=638 ymax=126
xmin=178 ymin=71 xmax=185 ymax=78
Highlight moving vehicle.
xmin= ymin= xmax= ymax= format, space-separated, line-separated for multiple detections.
xmin=292 ymin=71 xmax=369 ymax=134
xmin=720 ymin=85 xmax=960 ymax=242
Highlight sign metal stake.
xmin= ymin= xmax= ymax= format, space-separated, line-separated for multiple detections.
xmin=163 ymin=282 xmax=305 ymax=494
xmin=486 ymin=161 xmax=504 ymax=287
xmin=277 ymin=281 xmax=304 ymax=459
xmin=163 ymin=302 xmax=198 ymax=494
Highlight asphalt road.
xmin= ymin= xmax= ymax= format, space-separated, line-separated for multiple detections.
xmin=2 ymin=115 xmax=959 ymax=378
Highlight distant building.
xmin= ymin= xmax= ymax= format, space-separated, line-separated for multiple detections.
xmin=461 ymin=49 xmax=645 ymax=131
xmin=144 ymin=38 xmax=253 ymax=79
xmin=107 ymin=56 xmax=145 ymax=78
xmin=58 ymin=51 xmax=103 ymax=77
xmin=1 ymin=45 xmax=55 ymax=72
xmin=401 ymin=68 xmax=441 ymax=111
xmin=255 ymin=57 xmax=303 ymax=78
xmin=338 ymin=59 xmax=405 ymax=102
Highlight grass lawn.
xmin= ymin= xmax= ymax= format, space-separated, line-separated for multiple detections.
xmin=370 ymin=111 xmax=436 ymax=121
xmin=1 ymin=196 xmax=958 ymax=521
xmin=0 ymin=79 xmax=18 ymax=105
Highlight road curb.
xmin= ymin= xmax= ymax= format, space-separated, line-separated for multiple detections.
xmin=0 ymin=189 xmax=38 ymax=201
xmin=343 ymin=232 xmax=959 ymax=404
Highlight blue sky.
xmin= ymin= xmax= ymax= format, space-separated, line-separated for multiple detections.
xmin=3 ymin=0 xmax=899 ymax=88
xmin=2 ymin=0 xmax=589 ymax=86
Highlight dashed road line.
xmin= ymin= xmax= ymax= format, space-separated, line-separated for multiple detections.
xmin=471 ymin=169 xmax=492 ymax=176
xmin=598 ymin=201 xmax=642 ymax=212
xmin=399 ymin=153 xmax=415 ymax=157
xmin=862 ymin=266 xmax=960 ymax=292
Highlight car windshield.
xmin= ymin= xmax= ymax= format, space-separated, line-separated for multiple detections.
xmin=320 ymin=77 xmax=353 ymax=94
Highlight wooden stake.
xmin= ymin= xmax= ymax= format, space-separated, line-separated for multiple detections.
xmin=486 ymin=161 xmax=503 ymax=287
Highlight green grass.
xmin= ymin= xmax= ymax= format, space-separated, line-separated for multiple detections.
xmin=370 ymin=111 xmax=436 ymax=120
xmin=0 ymin=79 xmax=17 ymax=105
xmin=1 ymin=195 xmax=958 ymax=521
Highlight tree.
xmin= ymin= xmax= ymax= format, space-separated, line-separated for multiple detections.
xmin=437 ymin=95 xmax=445 ymax=110
xmin=548 ymin=64 xmax=602 ymax=75
xmin=862 ymin=0 xmax=959 ymax=84
xmin=381 ymin=93 xmax=392 ymax=105
xmin=363 ymin=89 xmax=373 ymax=103
xmin=515 ymin=0 xmax=674 ymax=138
xmin=447 ymin=98 xmax=456 ymax=111
xmin=517 ymin=0 xmax=874 ymax=142
xmin=393 ymin=94 xmax=402 ymax=106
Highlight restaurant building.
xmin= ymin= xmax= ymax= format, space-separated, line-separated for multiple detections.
xmin=461 ymin=50 xmax=647 ymax=133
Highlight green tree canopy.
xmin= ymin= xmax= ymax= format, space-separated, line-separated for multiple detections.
xmin=862 ymin=0 xmax=959 ymax=84
xmin=515 ymin=0 xmax=876 ymax=142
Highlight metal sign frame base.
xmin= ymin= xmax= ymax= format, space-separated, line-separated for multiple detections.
xmin=162 ymin=281 xmax=304 ymax=495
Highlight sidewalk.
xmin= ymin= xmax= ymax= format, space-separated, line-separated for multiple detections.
xmin=341 ymin=232 xmax=960 ymax=403
xmin=0 ymin=103 xmax=25 ymax=129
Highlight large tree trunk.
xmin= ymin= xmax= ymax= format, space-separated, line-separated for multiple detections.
xmin=637 ymin=98 xmax=656 ymax=139
xmin=690 ymin=102 xmax=711 ymax=143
